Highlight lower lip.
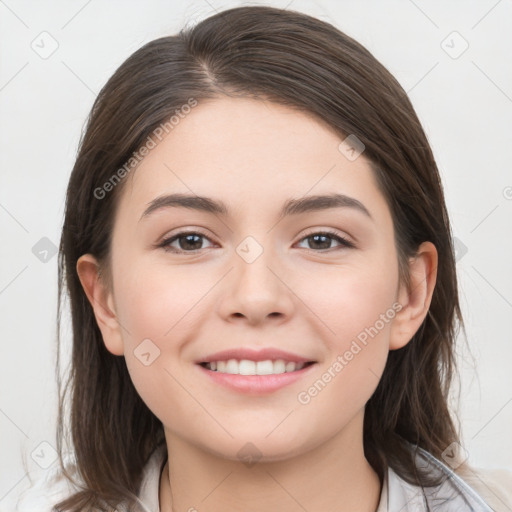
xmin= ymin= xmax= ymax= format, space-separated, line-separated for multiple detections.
xmin=196 ymin=363 xmax=317 ymax=394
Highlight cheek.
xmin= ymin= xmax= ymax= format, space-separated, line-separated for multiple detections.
xmin=112 ymin=259 xmax=218 ymax=421
xmin=294 ymin=279 xmax=394 ymax=436
xmin=298 ymin=256 xmax=399 ymax=399
xmin=113 ymin=257 xmax=216 ymax=344
xmin=304 ymin=255 xmax=400 ymax=346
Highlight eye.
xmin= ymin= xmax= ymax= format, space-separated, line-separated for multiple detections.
xmin=158 ymin=231 xmax=215 ymax=253
xmin=158 ymin=229 xmax=354 ymax=254
xmin=296 ymin=230 xmax=355 ymax=251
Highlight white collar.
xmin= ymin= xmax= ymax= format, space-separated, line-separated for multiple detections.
xmin=136 ymin=443 xmax=167 ymax=512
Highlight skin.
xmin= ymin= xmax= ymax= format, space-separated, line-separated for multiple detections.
xmin=77 ymin=97 xmax=437 ymax=512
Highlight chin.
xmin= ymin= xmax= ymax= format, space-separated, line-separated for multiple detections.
xmin=196 ymin=430 xmax=315 ymax=465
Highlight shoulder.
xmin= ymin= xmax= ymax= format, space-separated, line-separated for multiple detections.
xmin=0 ymin=461 xmax=81 ymax=512
xmin=386 ymin=443 xmax=511 ymax=511
xmin=456 ymin=464 xmax=512 ymax=512
xmin=1 ymin=444 xmax=167 ymax=512
xmin=414 ymin=445 xmax=512 ymax=511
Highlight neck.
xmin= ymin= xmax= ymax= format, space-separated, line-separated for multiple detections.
xmin=159 ymin=412 xmax=382 ymax=512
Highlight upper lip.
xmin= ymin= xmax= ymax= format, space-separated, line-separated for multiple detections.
xmin=196 ymin=348 xmax=316 ymax=364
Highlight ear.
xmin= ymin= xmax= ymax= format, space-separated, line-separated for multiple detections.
xmin=389 ymin=241 xmax=438 ymax=350
xmin=76 ymin=254 xmax=124 ymax=356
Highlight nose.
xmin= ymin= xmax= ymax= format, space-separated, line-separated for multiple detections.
xmin=216 ymin=242 xmax=295 ymax=326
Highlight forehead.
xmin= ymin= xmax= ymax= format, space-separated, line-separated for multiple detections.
xmin=118 ymin=96 xmax=389 ymax=223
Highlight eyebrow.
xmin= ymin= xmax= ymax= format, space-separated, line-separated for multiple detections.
xmin=139 ymin=192 xmax=372 ymax=221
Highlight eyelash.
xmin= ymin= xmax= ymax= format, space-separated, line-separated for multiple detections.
xmin=158 ymin=229 xmax=355 ymax=254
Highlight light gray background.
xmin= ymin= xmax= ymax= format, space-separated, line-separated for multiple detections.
xmin=1 ymin=0 xmax=511 ymax=503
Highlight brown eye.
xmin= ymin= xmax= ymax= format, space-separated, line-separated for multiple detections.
xmin=296 ymin=231 xmax=354 ymax=251
xmin=159 ymin=232 xmax=214 ymax=253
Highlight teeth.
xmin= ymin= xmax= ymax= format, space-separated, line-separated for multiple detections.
xmin=204 ymin=359 xmax=306 ymax=375
xmin=285 ymin=361 xmax=296 ymax=372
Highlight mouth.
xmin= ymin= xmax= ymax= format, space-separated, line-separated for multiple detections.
xmin=198 ymin=359 xmax=316 ymax=375
xmin=196 ymin=359 xmax=317 ymax=394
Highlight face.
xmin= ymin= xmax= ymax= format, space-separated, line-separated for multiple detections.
xmin=90 ymin=97 xmax=411 ymax=462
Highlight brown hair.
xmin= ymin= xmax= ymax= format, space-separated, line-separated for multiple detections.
xmin=55 ymin=5 xmax=464 ymax=511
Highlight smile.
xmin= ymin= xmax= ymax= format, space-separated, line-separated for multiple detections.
xmin=196 ymin=359 xmax=317 ymax=394
xmin=199 ymin=359 xmax=315 ymax=375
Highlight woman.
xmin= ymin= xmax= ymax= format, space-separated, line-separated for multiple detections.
xmin=6 ymin=5 xmax=512 ymax=512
